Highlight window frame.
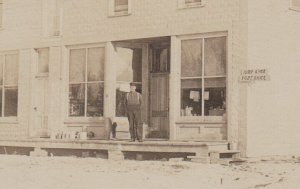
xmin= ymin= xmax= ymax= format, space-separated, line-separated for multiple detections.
xmin=290 ymin=0 xmax=300 ymax=11
xmin=0 ymin=51 xmax=19 ymax=120
xmin=108 ymin=0 xmax=132 ymax=17
xmin=179 ymin=33 xmax=228 ymax=121
xmin=42 ymin=0 xmax=63 ymax=37
xmin=178 ymin=0 xmax=205 ymax=9
xmin=67 ymin=45 xmax=105 ymax=119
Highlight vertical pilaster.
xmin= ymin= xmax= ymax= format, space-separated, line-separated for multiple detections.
xmin=19 ymin=49 xmax=33 ymax=138
xmin=48 ymin=46 xmax=63 ymax=133
xmin=169 ymin=36 xmax=181 ymax=140
xmin=141 ymin=44 xmax=149 ymax=123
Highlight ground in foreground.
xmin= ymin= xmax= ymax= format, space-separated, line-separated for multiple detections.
xmin=0 ymin=155 xmax=299 ymax=189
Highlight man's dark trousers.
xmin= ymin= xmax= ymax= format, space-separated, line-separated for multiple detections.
xmin=127 ymin=109 xmax=143 ymax=140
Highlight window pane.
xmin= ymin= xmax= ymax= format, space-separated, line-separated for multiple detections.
xmin=87 ymin=47 xmax=105 ymax=81
xmin=116 ymin=47 xmax=142 ymax=82
xmin=292 ymin=0 xmax=300 ymax=7
xmin=181 ymin=39 xmax=202 ymax=77
xmin=204 ymin=78 xmax=226 ymax=116
xmin=5 ymin=54 xmax=18 ymax=86
xmin=115 ymin=0 xmax=128 ymax=12
xmin=69 ymin=84 xmax=85 ymax=117
xmin=116 ymin=82 xmax=142 ymax=117
xmin=204 ymin=37 xmax=226 ymax=76
xmin=181 ymin=79 xmax=202 ymax=116
xmin=0 ymin=56 xmax=3 ymax=85
xmin=152 ymin=48 xmax=169 ymax=73
xmin=4 ymin=88 xmax=18 ymax=117
xmin=37 ymin=48 xmax=49 ymax=73
xmin=87 ymin=83 xmax=104 ymax=117
xmin=69 ymin=49 xmax=86 ymax=83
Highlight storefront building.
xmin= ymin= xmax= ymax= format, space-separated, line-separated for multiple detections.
xmin=0 ymin=0 xmax=300 ymax=157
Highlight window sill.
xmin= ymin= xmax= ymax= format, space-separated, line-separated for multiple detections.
xmin=41 ymin=35 xmax=63 ymax=41
xmin=177 ymin=116 xmax=226 ymax=123
xmin=178 ymin=3 xmax=205 ymax=10
xmin=290 ymin=6 xmax=300 ymax=12
xmin=64 ymin=117 xmax=105 ymax=125
xmin=0 ymin=117 xmax=18 ymax=124
xmin=108 ymin=12 xmax=132 ymax=18
xmin=35 ymin=73 xmax=49 ymax=78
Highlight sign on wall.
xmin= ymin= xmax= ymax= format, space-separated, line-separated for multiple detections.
xmin=240 ymin=69 xmax=270 ymax=82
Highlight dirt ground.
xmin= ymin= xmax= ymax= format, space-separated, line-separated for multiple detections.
xmin=0 ymin=155 xmax=299 ymax=189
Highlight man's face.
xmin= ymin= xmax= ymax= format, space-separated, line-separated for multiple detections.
xmin=130 ymin=85 xmax=136 ymax=92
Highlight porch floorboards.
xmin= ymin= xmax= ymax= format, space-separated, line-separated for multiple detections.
xmin=0 ymin=138 xmax=228 ymax=155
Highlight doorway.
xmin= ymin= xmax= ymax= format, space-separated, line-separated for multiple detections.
xmin=148 ymin=42 xmax=170 ymax=139
xmin=32 ymin=48 xmax=50 ymax=138
xmin=113 ymin=37 xmax=171 ymax=140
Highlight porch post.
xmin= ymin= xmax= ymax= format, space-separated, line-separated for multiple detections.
xmin=104 ymin=42 xmax=116 ymax=118
xmin=141 ymin=44 xmax=149 ymax=124
xmin=169 ymin=36 xmax=181 ymax=140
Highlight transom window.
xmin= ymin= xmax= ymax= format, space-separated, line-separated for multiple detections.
xmin=0 ymin=53 xmax=19 ymax=117
xmin=36 ymin=48 xmax=49 ymax=74
xmin=69 ymin=47 xmax=105 ymax=117
xmin=180 ymin=36 xmax=226 ymax=117
xmin=115 ymin=47 xmax=142 ymax=117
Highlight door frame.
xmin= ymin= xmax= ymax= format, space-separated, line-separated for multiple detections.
xmin=147 ymin=42 xmax=171 ymax=139
xmin=29 ymin=49 xmax=50 ymax=138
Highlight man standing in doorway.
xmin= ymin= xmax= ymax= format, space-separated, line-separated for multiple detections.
xmin=125 ymin=82 xmax=143 ymax=142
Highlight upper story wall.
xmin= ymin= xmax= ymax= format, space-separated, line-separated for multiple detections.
xmin=0 ymin=0 xmax=240 ymax=50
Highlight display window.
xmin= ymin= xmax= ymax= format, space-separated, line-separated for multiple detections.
xmin=180 ymin=36 xmax=226 ymax=117
xmin=69 ymin=47 xmax=105 ymax=117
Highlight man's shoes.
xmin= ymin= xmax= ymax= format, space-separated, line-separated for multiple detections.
xmin=129 ymin=139 xmax=135 ymax=142
xmin=138 ymin=139 xmax=143 ymax=142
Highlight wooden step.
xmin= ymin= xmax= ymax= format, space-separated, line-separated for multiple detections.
xmin=209 ymin=150 xmax=241 ymax=164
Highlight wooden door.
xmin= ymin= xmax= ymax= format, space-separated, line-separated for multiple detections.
xmin=33 ymin=77 xmax=49 ymax=137
xmin=149 ymin=73 xmax=169 ymax=138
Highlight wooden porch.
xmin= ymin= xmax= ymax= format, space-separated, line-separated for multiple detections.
xmin=0 ymin=138 xmax=239 ymax=163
